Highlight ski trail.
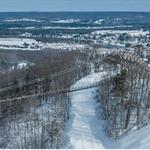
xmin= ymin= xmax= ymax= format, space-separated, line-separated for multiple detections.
xmin=68 ymin=89 xmax=104 ymax=149
xmin=64 ymin=72 xmax=113 ymax=149
xmin=64 ymin=72 xmax=150 ymax=149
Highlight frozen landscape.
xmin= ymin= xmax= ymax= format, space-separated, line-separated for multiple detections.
xmin=0 ymin=38 xmax=87 ymax=51
xmin=65 ymin=72 xmax=150 ymax=149
xmin=0 ymin=12 xmax=150 ymax=149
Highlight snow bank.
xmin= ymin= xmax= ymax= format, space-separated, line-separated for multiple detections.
xmin=117 ymin=125 xmax=150 ymax=149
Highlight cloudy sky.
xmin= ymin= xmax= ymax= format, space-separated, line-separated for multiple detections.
xmin=0 ymin=0 xmax=149 ymax=12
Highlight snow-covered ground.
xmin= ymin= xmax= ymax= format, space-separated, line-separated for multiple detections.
xmin=4 ymin=18 xmax=41 ymax=22
xmin=117 ymin=125 xmax=150 ymax=149
xmin=17 ymin=62 xmax=28 ymax=69
xmin=51 ymin=19 xmax=80 ymax=23
xmin=0 ymin=38 xmax=87 ymax=51
xmin=20 ymin=32 xmax=33 ymax=37
xmin=0 ymin=100 xmax=54 ymax=148
xmin=8 ymin=25 xmax=133 ymax=30
xmin=94 ymin=19 xmax=105 ymax=25
xmin=92 ymin=29 xmax=149 ymax=36
xmin=64 ymin=72 xmax=114 ymax=149
xmin=64 ymin=72 xmax=150 ymax=149
xmin=0 ymin=38 xmax=41 ymax=50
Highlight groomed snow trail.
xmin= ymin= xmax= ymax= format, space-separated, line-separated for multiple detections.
xmin=64 ymin=72 xmax=150 ymax=149
xmin=64 ymin=72 xmax=114 ymax=149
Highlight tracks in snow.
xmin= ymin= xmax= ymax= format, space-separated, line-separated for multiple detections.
xmin=64 ymin=72 xmax=114 ymax=149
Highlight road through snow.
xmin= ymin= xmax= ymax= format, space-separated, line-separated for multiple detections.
xmin=64 ymin=72 xmax=114 ymax=149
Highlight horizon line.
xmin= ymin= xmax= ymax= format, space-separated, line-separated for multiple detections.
xmin=0 ymin=11 xmax=150 ymax=13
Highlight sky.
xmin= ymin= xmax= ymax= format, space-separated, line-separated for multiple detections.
xmin=0 ymin=0 xmax=149 ymax=12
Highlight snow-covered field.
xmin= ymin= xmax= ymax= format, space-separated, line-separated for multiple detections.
xmin=90 ymin=29 xmax=150 ymax=49
xmin=4 ymin=18 xmax=41 ymax=22
xmin=51 ymin=19 xmax=80 ymax=23
xmin=8 ymin=25 xmax=133 ymax=30
xmin=17 ymin=62 xmax=28 ymax=69
xmin=0 ymin=38 xmax=87 ymax=51
xmin=94 ymin=19 xmax=105 ymax=25
xmin=92 ymin=29 xmax=149 ymax=36
xmin=0 ymin=38 xmax=41 ymax=50
xmin=64 ymin=72 xmax=150 ymax=149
